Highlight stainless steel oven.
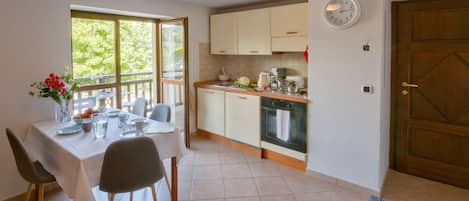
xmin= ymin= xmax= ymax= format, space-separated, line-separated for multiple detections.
xmin=261 ymin=97 xmax=307 ymax=153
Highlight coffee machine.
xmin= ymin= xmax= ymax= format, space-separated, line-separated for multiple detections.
xmin=271 ymin=67 xmax=287 ymax=92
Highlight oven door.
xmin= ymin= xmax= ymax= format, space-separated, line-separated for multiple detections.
xmin=261 ymin=99 xmax=306 ymax=153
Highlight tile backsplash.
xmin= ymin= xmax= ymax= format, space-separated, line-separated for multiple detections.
xmin=199 ymin=43 xmax=307 ymax=82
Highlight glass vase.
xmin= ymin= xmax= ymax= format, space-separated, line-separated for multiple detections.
xmin=55 ymin=100 xmax=72 ymax=123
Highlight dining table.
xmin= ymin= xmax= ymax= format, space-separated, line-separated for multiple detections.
xmin=23 ymin=110 xmax=183 ymax=201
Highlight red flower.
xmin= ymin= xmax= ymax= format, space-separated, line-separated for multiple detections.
xmin=49 ymin=73 xmax=55 ymax=78
xmin=59 ymin=88 xmax=66 ymax=95
xmin=59 ymin=82 xmax=65 ymax=87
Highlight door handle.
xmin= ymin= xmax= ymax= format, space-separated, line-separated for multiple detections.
xmin=286 ymin=31 xmax=298 ymax=35
xmin=238 ymin=96 xmax=247 ymax=100
xmin=249 ymin=50 xmax=259 ymax=54
xmin=402 ymin=82 xmax=418 ymax=88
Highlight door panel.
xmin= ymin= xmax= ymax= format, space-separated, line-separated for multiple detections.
xmin=159 ymin=18 xmax=190 ymax=147
xmin=393 ymin=0 xmax=469 ymax=188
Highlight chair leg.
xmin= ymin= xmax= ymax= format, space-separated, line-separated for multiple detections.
xmin=130 ymin=191 xmax=133 ymax=201
xmin=151 ymin=184 xmax=157 ymax=201
xmin=36 ymin=184 xmax=44 ymax=201
xmin=160 ymin=160 xmax=171 ymax=191
xmin=24 ymin=183 xmax=33 ymax=201
xmin=109 ymin=193 xmax=115 ymax=201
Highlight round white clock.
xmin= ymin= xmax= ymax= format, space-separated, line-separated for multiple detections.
xmin=323 ymin=0 xmax=361 ymax=29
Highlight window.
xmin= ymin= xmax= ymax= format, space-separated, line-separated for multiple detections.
xmin=71 ymin=12 xmax=157 ymax=114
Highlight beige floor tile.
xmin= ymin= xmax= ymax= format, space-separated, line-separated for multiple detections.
xmin=226 ymin=197 xmax=261 ymax=201
xmin=222 ymin=152 xmax=247 ymax=164
xmin=224 ymin=178 xmax=259 ymax=198
xmin=178 ymin=155 xmax=195 ymax=167
xmin=177 ymin=181 xmax=192 ymax=201
xmin=244 ymin=153 xmax=263 ymax=163
xmin=195 ymin=153 xmax=221 ymax=166
xmin=249 ymin=162 xmax=280 ymax=177
xmin=331 ymin=188 xmax=370 ymax=201
xmin=294 ymin=192 xmax=334 ymax=201
xmin=178 ymin=166 xmax=194 ymax=181
xmin=284 ymin=175 xmax=340 ymax=194
xmin=255 ymin=177 xmax=292 ymax=196
xmin=192 ymin=180 xmax=225 ymax=200
xmin=219 ymin=144 xmax=240 ymax=153
xmin=222 ymin=164 xmax=253 ymax=178
xmin=193 ymin=165 xmax=222 ymax=180
xmin=261 ymin=194 xmax=296 ymax=201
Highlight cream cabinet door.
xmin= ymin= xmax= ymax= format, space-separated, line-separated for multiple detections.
xmin=210 ymin=13 xmax=238 ymax=55
xmin=238 ymin=8 xmax=272 ymax=55
xmin=197 ymin=88 xmax=225 ymax=136
xmin=225 ymin=92 xmax=261 ymax=147
xmin=271 ymin=3 xmax=308 ymax=37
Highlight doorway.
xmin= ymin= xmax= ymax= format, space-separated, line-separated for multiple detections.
xmin=71 ymin=11 xmax=191 ymax=147
xmin=391 ymin=0 xmax=469 ymax=188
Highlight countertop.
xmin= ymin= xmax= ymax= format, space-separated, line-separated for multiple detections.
xmin=194 ymin=80 xmax=309 ymax=104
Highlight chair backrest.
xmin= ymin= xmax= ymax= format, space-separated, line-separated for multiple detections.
xmin=99 ymin=137 xmax=163 ymax=193
xmin=131 ymin=98 xmax=147 ymax=117
xmin=149 ymin=104 xmax=171 ymax=122
xmin=5 ymin=128 xmax=39 ymax=182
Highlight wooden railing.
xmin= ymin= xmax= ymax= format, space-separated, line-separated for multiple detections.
xmin=73 ymin=71 xmax=184 ymax=114
xmin=161 ymin=78 xmax=184 ymax=106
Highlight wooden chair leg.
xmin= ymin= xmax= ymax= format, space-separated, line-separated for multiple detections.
xmin=24 ymin=183 xmax=33 ymax=201
xmin=160 ymin=160 xmax=171 ymax=191
xmin=109 ymin=193 xmax=115 ymax=201
xmin=151 ymin=184 xmax=157 ymax=201
xmin=130 ymin=191 xmax=133 ymax=201
xmin=36 ymin=184 xmax=44 ymax=201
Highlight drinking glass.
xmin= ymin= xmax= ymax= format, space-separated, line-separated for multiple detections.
xmin=134 ymin=118 xmax=145 ymax=136
xmin=118 ymin=113 xmax=130 ymax=129
xmin=92 ymin=113 xmax=108 ymax=139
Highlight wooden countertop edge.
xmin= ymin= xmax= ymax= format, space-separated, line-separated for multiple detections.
xmin=194 ymin=80 xmax=309 ymax=104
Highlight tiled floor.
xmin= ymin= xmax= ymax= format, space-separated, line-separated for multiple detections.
xmin=33 ymin=135 xmax=469 ymax=201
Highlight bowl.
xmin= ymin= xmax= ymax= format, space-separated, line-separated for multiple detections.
xmin=218 ymin=74 xmax=230 ymax=81
xmin=73 ymin=117 xmax=92 ymax=125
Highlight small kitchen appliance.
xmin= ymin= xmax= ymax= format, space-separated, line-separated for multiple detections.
xmin=271 ymin=67 xmax=288 ymax=92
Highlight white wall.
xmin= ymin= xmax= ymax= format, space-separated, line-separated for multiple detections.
xmin=0 ymin=0 xmax=210 ymax=199
xmin=307 ymin=0 xmax=389 ymax=192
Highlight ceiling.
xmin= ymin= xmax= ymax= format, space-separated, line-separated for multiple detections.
xmin=176 ymin=0 xmax=289 ymax=8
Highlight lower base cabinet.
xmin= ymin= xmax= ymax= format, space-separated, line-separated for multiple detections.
xmin=225 ymin=92 xmax=261 ymax=147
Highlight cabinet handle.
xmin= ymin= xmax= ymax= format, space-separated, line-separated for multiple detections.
xmin=238 ymin=96 xmax=247 ymax=100
xmin=249 ymin=50 xmax=259 ymax=54
xmin=205 ymin=91 xmax=215 ymax=94
xmin=286 ymin=31 xmax=298 ymax=35
xmin=219 ymin=50 xmax=226 ymax=53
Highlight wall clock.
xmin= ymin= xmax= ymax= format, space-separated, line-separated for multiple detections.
xmin=323 ymin=0 xmax=361 ymax=29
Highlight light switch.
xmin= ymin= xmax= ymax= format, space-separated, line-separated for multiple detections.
xmin=362 ymin=85 xmax=373 ymax=94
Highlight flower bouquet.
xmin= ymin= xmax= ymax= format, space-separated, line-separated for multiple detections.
xmin=29 ymin=70 xmax=78 ymax=122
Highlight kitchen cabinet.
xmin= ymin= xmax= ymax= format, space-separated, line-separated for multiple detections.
xmin=210 ymin=13 xmax=238 ymax=55
xmin=238 ymin=8 xmax=272 ymax=55
xmin=197 ymin=88 xmax=225 ymax=136
xmin=271 ymin=3 xmax=308 ymax=52
xmin=225 ymin=92 xmax=261 ymax=147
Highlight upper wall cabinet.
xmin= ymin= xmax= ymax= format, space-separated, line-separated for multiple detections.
xmin=271 ymin=3 xmax=308 ymax=52
xmin=210 ymin=13 xmax=238 ymax=55
xmin=237 ymin=8 xmax=272 ymax=55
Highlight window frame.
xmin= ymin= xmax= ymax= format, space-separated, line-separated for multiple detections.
xmin=71 ymin=10 xmax=161 ymax=109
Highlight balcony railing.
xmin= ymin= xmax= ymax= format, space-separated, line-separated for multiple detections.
xmin=73 ymin=71 xmax=184 ymax=114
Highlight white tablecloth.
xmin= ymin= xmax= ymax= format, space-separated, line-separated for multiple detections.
xmin=24 ymin=112 xmax=184 ymax=201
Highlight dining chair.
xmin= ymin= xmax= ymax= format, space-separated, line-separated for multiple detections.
xmin=131 ymin=98 xmax=147 ymax=117
xmin=5 ymin=128 xmax=56 ymax=201
xmin=100 ymin=137 xmax=163 ymax=201
xmin=149 ymin=104 xmax=171 ymax=122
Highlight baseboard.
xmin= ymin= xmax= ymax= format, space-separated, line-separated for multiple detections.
xmin=306 ymin=169 xmax=381 ymax=197
xmin=4 ymin=182 xmax=61 ymax=201
xmin=196 ymin=129 xmax=306 ymax=171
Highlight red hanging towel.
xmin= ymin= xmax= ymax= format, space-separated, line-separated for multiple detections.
xmin=303 ymin=45 xmax=309 ymax=63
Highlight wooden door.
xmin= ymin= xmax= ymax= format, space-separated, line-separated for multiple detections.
xmin=238 ymin=8 xmax=272 ymax=55
xmin=393 ymin=0 xmax=469 ymax=188
xmin=210 ymin=13 xmax=238 ymax=55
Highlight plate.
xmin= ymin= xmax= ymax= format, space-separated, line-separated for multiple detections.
xmin=106 ymin=110 xmax=121 ymax=117
xmin=56 ymin=125 xmax=82 ymax=135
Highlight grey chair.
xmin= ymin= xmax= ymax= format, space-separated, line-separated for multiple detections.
xmin=149 ymin=104 xmax=171 ymax=122
xmin=5 ymin=128 xmax=55 ymax=201
xmin=131 ymin=98 xmax=147 ymax=117
xmin=100 ymin=137 xmax=163 ymax=201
